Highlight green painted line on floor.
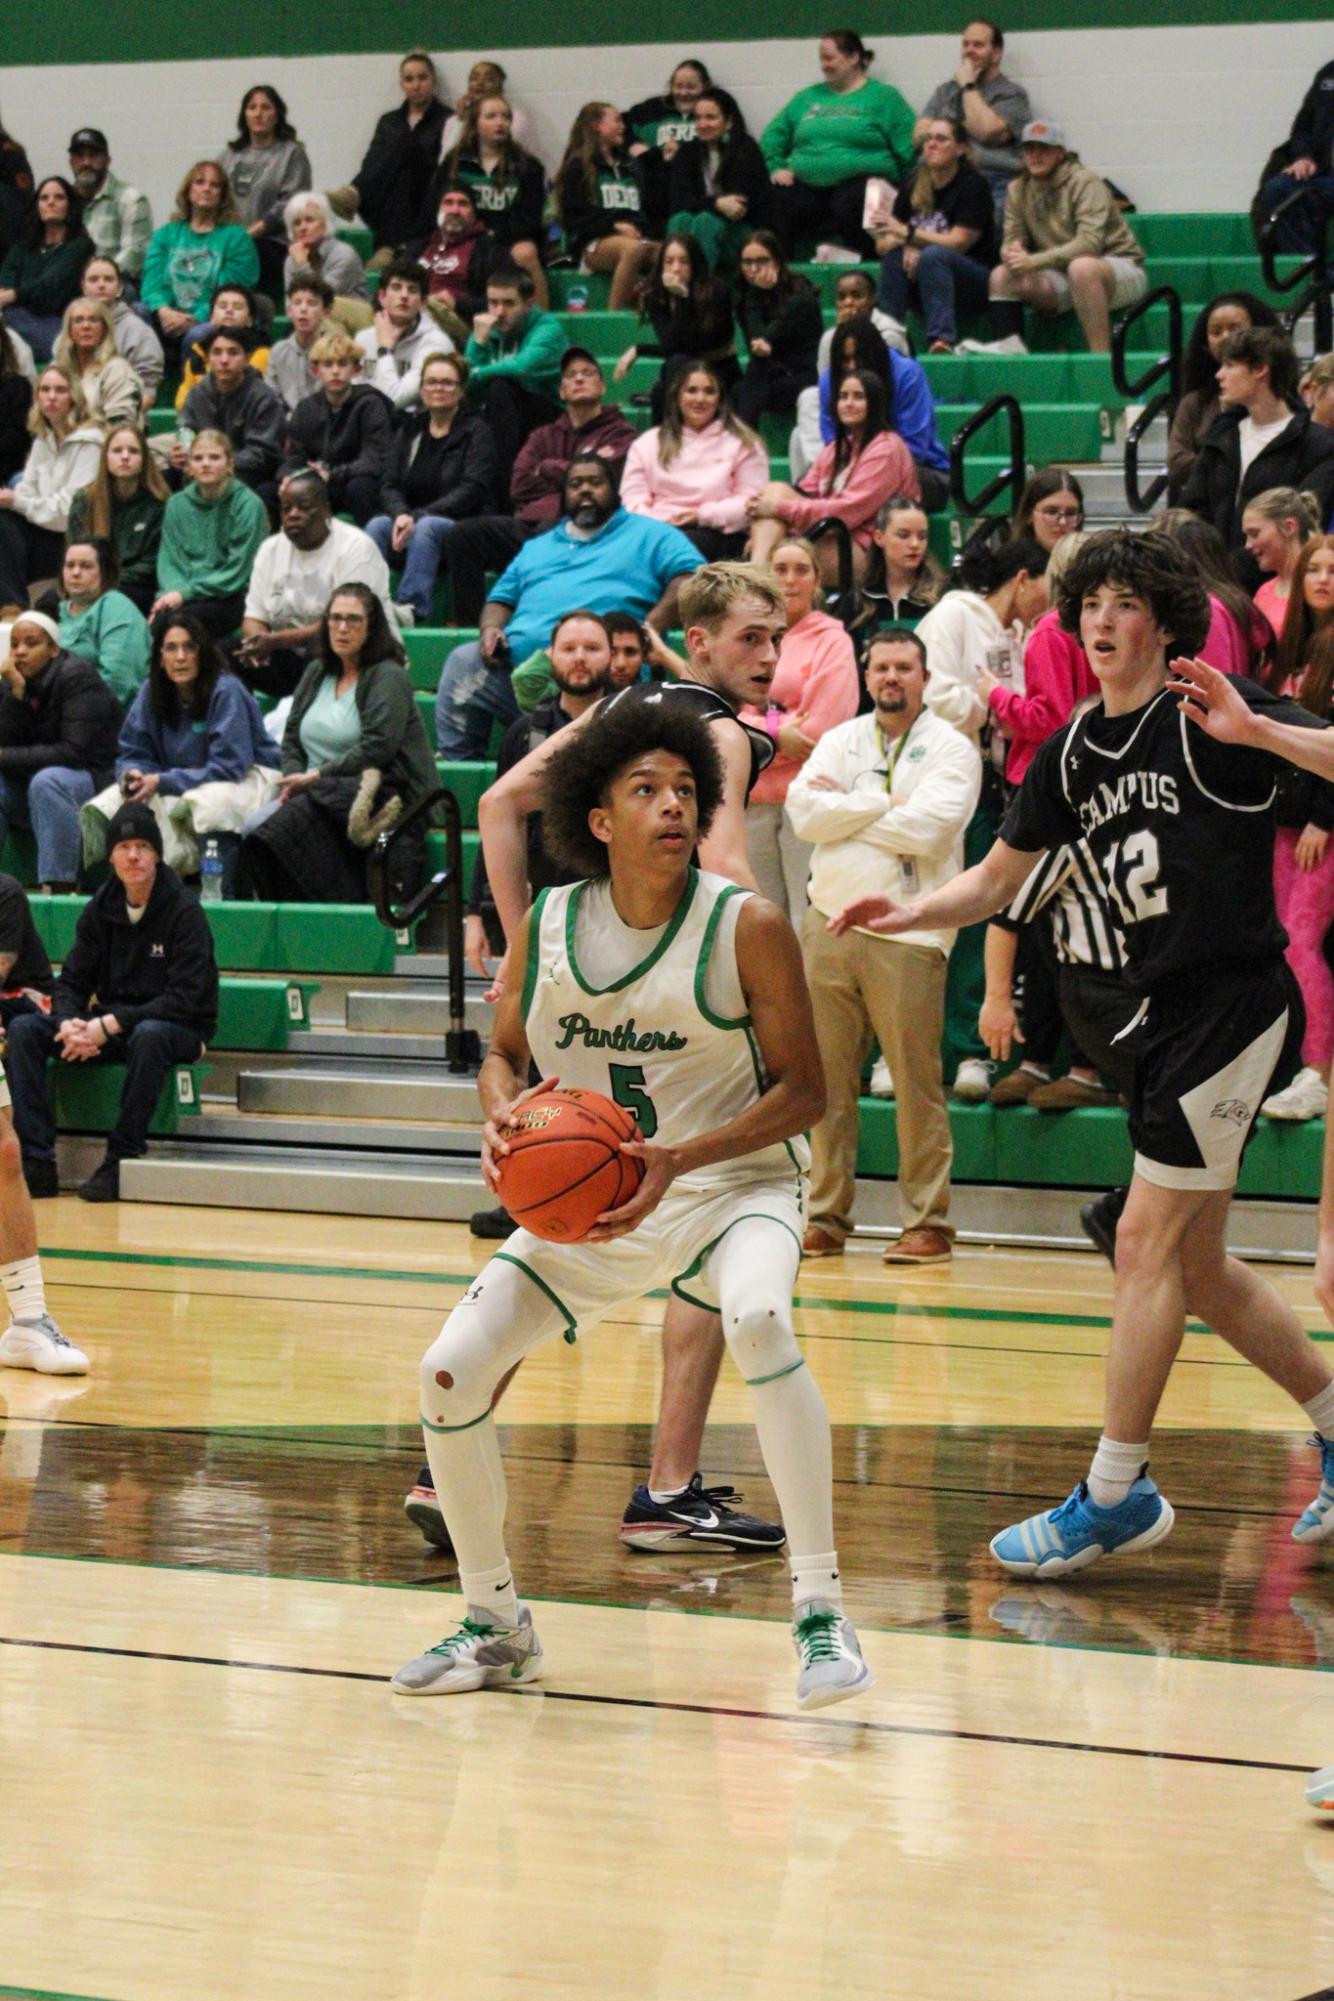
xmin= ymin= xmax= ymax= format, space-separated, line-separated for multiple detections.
xmin=38 ymin=1243 xmax=1333 ymax=1341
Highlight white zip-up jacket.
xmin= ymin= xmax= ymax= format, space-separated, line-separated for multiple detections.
xmin=916 ymin=590 xmax=1024 ymax=742
xmin=786 ymin=707 xmax=981 ymax=954
xmin=12 ymin=424 xmax=105 ymax=533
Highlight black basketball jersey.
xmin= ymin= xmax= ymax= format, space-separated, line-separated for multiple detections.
xmin=599 ymin=679 xmax=775 ymax=803
xmin=1001 ymin=680 xmax=1329 ymax=994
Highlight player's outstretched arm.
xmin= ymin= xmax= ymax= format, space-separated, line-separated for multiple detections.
xmin=585 ymin=901 xmax=824 ymax=1242
xmin=696 ymin=720 xmax=761 ymax=891
xmin=828 ymin=836 xmax=1038 ymax=939
xmin=1169 ymin=656 xmax=1334 ymax=781
xmin=475 ymin=911 xmax=558 ymax=1190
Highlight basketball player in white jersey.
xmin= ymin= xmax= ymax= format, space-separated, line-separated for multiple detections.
xmin=392 ymin=695 xmax=872 ymax=1709
xmin=0 ymin=1087 xmax=86 ymax=1375
xmin=459 ymin=565 xmax=794 ymax=1555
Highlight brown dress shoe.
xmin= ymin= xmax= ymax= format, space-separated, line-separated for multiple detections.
xmin=802 ymin=1225 xmax=844 ymax=1257
xmin=883 ymin=1227 xmax=953 ymax=1265
xmin=1028 ymin=1074 xmax=1120 ymax=1113
xmin=988 ymin=1066 xmax=1049 ymax=1107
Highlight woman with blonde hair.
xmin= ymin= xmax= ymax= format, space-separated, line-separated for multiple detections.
xmin=0 ymin=363 xmax=103 ymax=610
xmin=557 ymin=102 xmax=656 ymax=311
xmin=139 ymin=161 xmax=259 ymax=346
xmin=53 ymin=296 xmax=140 ymax=427
xmin=152 ymin=429 xmax=268 ymax=638
xmin=67 ymin=424 xmax=169 ymax=613
xmin=740 ymin=534 xmax=858 ymax=915
xmin=1242 ymin=485 xmax=1322 ymax=636
xmin=873 ymin=116 xmax=996 ymax=354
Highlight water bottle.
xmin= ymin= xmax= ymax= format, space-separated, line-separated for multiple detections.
xmin=566 ymin=284 xmax=589 ymax=314
xmin=201 ymin=838 xmax=224 ymax=904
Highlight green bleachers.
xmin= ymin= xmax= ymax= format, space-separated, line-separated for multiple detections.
xmin=858 ymin=1101 xmax=1325 ymax=1203
xmin=27 ymin=895 xmax=412 ymax=974
xmin=49 ymin=1061 xmax=203 ymax=1137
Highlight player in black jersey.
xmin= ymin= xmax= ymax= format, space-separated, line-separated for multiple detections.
xmin=464 ymin=563 xmax=794 ymax=1554
xmin=833 ymin=530 xmax=1334 ymax=1576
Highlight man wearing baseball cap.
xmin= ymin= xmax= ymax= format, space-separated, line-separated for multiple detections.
xmin=983 ymin=117 xmax=1146 ymax=354
xmin=68 ymin=129 xmax=152 ymax=282
xmin=5 ymin=800 xmax=218 ymax=1204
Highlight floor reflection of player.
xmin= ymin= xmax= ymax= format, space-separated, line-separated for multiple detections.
xmin=393 ymin=694 xmax=873 ymax=1709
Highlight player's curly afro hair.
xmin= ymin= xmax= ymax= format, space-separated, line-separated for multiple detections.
xmin=1055 ymin=528 xmax=1211 ymax=660
xmin=541 ymin=689 xmax=725 ymax=880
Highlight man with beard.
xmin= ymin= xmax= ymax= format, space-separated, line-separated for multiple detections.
xmin=433 ymin=453 xmax=700 ymax=759
xmin=67 ymin=129 xmax=151 ymax=284
xmin=415 ymin=182 xmax=498 ymax=339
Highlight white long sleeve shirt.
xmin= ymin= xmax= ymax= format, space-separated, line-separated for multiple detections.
xmin=786 ymin=706 xmax=981 ymax=954
xmin=12 ymin=426 xmax=105 ymax=533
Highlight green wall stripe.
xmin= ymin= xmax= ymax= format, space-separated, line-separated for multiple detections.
xmin=0 ymin=1 xmax=1325 ymax=66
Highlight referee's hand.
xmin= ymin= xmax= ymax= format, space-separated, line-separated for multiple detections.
xmin=827 ymin=894 xmax=920 ymax=936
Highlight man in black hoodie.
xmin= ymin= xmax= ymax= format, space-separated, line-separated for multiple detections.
xmin=6 ymin=802 xmax=219 ymax=1204
xmin=178 ymin=327 xmax=285 ymax=496
xmin=280 ymin=331 xmax=395 ymax=526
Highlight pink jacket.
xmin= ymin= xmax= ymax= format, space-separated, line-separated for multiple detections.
xmin=781 ymin=431 xmax=920 ymax=549
xmin=740 ymin=609 xmax=860 ymax=804
xmin=987 ymin=608 xmax=1098 ymax=785
xmin=1200 ymin=593 xmax=1269 ymax=679
xmin=620 ymin=419 xmax=769 ymax=535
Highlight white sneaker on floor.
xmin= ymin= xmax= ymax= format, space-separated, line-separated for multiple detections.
xmin=390 ymin=603 xmax=416 ymax=629
xmin=952 ymin=1057 xmax=995 ymax=1102
xmin=0 ymin=1312 xmax=89 ymax=1375
xmin=391 ymin=1604 xmax=543 ymax=1695
xmin=868 ymin=1055 xmax=895 ymax=1099
xmin=792 ymin=1598 xmax=875 ymax=1710
xmin=1261 ymin=1066 xmax=1328 ymax=1121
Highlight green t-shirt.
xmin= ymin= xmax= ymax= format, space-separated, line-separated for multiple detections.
xmin=298 ymin=676 xmax=361 ymax=771
xmin=760 ymin=78 xmax=916 ymax=188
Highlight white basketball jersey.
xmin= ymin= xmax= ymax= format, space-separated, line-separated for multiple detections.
xmin=522 ymin=869 xmax=810 ymax=1196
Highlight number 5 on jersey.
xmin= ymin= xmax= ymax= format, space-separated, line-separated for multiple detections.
xmin=609 ymin=1063 xmax=659 ymax=1139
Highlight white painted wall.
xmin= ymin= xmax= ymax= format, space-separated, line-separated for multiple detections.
xmin=1 ymin=23 xmax=1326 ymax=229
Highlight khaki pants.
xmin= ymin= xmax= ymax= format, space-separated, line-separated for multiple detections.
xmin=745 ymin=799 xmax=811 ymax=920
xmin=802 ymin=910 xmax=953 ymax=1241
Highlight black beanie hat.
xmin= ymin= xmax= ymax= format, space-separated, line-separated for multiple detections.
xmin=105 ymin=801 xmax=163 ymax=858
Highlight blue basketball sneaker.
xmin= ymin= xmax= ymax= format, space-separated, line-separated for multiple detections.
xmin=1292 ymin=1434 xmax=1334 ymax=1544
xmin=991 ymin=1472 xmax=1174 ymax=1577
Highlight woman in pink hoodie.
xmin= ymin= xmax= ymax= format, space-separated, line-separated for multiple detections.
xmin=747 ymin=369 xmax=919 ymax=585
xmin=619 ymin=363 xmax=768 ymax=558
xmin=740 ymin=535 xmax=859 ymax=915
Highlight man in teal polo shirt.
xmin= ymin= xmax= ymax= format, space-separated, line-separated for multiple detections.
xmin=435 ymin=455 xmax=701 ymax=757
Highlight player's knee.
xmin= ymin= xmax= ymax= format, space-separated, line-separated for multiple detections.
xmin=418 ymin=1317 xmax=498 ymax=1421
xmin=722 ymin=1295 xmax=801 ymax=1380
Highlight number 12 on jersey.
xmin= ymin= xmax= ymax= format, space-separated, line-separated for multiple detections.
xmin=609 ymin=1063 xmax=659 ymax=1139
xmin=1099 ymin=830 xmax=1168 ymax=925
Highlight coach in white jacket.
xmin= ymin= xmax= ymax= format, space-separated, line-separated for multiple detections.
xmin=786 ymin=628 xmax=981 ymax=1265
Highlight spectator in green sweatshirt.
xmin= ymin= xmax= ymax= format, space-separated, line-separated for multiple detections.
xmin=761 ymin=32 xmax=915 ymax=257
xmin=151 ymin=431 xmax=268 ymax=640
xmin=464 ymin=265 xmax=567 ymax=468
xmin=139 ymin=162 xmax=260 ymax=354
xmin=58 ymin=537 xmax=150 ymax=705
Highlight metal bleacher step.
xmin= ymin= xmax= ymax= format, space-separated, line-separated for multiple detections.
xmin=121 ymin=1142 xmax=486 ymax=1219
xmin=344 ymin=986 xmax=491 ymax=1034
xmin=189 ymin=1105 xmax=483 ymax=1156
xmin=235 ymin=1061 xmax=481 ymax=1124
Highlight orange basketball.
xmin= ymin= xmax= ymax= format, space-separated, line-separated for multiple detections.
xmin=494 ymin=1087 xmax=645 ymax=1242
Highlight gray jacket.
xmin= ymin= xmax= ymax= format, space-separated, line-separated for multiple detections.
xmin=111 ymin=299 xmax=164 ymax=399
xmin=283 ymin=237 xmax=368 ymax=301
xmin=267 ymin=332 xmax=323 ymax=415
xmin=217 ymin=139 xmax=312 ymax=238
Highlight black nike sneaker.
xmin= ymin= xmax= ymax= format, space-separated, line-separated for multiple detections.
xmin=404 ymin=1466 xmax=455 ymax=1554
xmin=620 ymin=1473 xmax=786 ymax=1552
xmin=1080 ymin=1186 xmax=1127 ymax=1267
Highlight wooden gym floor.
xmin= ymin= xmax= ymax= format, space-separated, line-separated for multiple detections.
xmin=3 ymin=1202 xmax=1334 ymax=2001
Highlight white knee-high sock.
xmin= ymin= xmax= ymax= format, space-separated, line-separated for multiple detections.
xmin=1 ymin=1255 xmax=45 ymax=1325
xmin=422 ymin=1410 xmax=518 ymax=1625
xmin=748 ymin=1366 xmax=842 ymax=1609
xmin=1302 ymin=1379 xmax=1334 ymax=1441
